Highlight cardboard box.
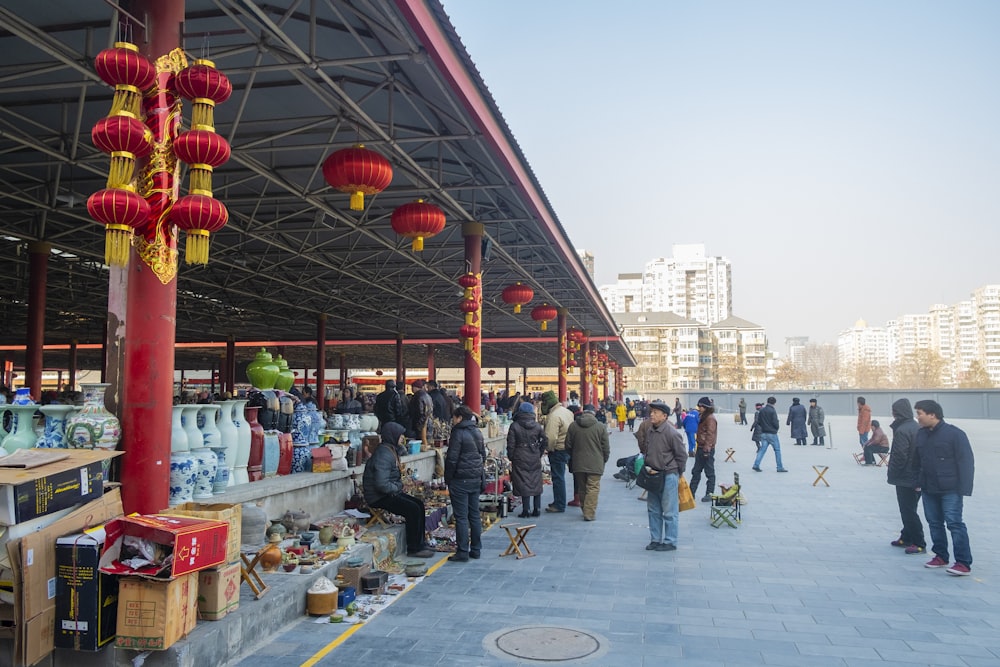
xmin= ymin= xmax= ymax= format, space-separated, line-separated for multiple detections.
xmin=99 ymin=515 xmax=228 ymax=579
xmin=163 ymin=502 xmax=242 ymax=564
xmin=8 ymin=488 xmax=123 ymax=667
xmin=54 ymin=527 xmax=118 ymax=651
xmin=115 ymin=572 xmax=198 ymax=650
xmin=0 ymin=450 xmax=120 ymax=525
xmin=196 ymin=562 xmax=240 ymax=620
xmin=336 ymin=562 xmax=370 ymax=592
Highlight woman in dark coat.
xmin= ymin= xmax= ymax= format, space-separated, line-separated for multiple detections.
xmin=507 ymin=401 xmax=547 ymax=517
xmin=445 ymin=405 xmax=486 ymax=562
xmin=786 ymin=397 xmax=808 ymax=446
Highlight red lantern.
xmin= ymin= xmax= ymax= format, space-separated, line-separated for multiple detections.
xmin=501 ymin=282 xmax=534 ymax=314
xmin=174 ymin=59 xmax=232 ymax=130
xmin=87 ymin=188 xmax=151 ymax=266
xmin=459 ymin=323 xmax=479 ymax=351
xmin=488 ymin=370 xmax=496 ymax=377
xmin=459 ymin=298 xmax=478 ymax=325
xmin=322 ymin=145 xmax=393 ymax=211
xmin=530 ymin=303 xmax=558 ymax=331
xmin=94 ymin=42 xmax=155 ymax=117
xmin=171 ymin=194 xmax=229 ymax=265
xmin=458 ymin=273 xmax=479 ymax=299
xmin=91 ymin=115 xmax=153 ymax=188
xmin=375 ymin=370 xmax=383 ymax=376
xmin=174 ymin=130 xmax=231 ymax=193
xmin=390 ymin=199 xmax=445 ymax=252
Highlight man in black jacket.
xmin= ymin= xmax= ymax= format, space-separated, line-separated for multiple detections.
xmin=373 ymin=380 xmax=407 ymax=429
xmin=887 ymin=398 xmax=925 ymax=554
xmin=751 ymin=396 xmax=788 ymax=472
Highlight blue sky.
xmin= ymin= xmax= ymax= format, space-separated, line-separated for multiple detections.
xmin=441 ymin=1 xmax=1000 ymax=352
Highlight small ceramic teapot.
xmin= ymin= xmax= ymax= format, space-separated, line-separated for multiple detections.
xmin=281 ymin=508 xmax=311 ymax=534
xmin=266 ymin=521 xmax=287 ymax=541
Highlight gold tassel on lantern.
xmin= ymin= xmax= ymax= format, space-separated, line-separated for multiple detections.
xmin=350 ymin=191 xmax=365 ymax=211
xmin=184 ymin=229 xmax=211 ymax=265
xmin=541 ymin=321 xmax=548 ymax=331
xmin=106 ymin=151 xmax=137 ymax=189
xmin=188 ymin=165 xmax=214 ymax=195
xmin=412 ymin=236 xmax=424 ymax=252
xmin=514 ymin=304 xmax=522 ymax=313
xmin=105 ymin=224 xmax=134 ymax=266
xmin=190 ymin=99 xmax=216 ymax=132
xmin=110 ymin=84 xmax=143 ymax=118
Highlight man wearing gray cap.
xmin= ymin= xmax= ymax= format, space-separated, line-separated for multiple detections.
xmin=641 ymin=400 xmax=688 ymax=551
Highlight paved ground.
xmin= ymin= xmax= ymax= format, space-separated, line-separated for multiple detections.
xmin=232 ymin=413 xmax=999 ymax=667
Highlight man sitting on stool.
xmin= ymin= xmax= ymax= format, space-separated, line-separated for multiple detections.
xmin=363 ymin=422 xmax=434 ymax=557
xmin=863 ymin=420 xmax=890 ymax=465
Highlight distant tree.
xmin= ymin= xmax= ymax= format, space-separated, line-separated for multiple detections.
xmin=957 ymin=360 xmax=995 ymax=388
xmin=893 ymin=350 xmax=944 ymax=388
xmin=798 ymin=343 xmax=839 ymax=388
xmin=853 ymin=361 xmax=889 ymax=389
xmin=716 ymin=353 xmax=747 ymax=390
xmin=771 ymin=360 xmax=802 ymax=389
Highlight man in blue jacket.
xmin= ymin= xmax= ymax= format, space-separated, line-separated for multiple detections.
xmin=914 ymin=399 xmax=974 ymax=576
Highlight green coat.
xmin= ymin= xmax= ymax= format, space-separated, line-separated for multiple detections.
xmin=566 ymin=412 xmax=610 ymax=474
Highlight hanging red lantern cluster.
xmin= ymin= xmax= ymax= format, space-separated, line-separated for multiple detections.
xmin=322 ymin=144 xmax=393 ymax=211
xmin=88 ymin=41 xmax=156 ymax=266
xmin=457 ymin=273 xmax=481 ymax=351
xmin=530 ymin=303 xmax=558 ymax=331
xmin=459 ymin=324 xmax=479 ymax=352
xmin=171 ymin=58 xmax=232 ymax=265
xmin=459 ymin=297 xmax=478 ymax=325
xmin=501 ymin=282 xmax=534 ymax=314
xmin=458 ymin=273 xmax=479 ymax=299
xmin=391 ymin=199 xmax=446 ymax=252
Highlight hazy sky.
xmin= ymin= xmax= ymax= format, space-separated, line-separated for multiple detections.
xmin=441 ymin=1 xmax=999 ymax=352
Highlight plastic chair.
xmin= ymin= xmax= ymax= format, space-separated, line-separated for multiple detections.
xmin=709 ymin=473 xmax=741 ymax=528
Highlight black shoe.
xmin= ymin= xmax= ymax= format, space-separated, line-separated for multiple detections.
xmin=411 ymin=549 xmax=435 ymax=558
xmin=545 ymin=505 xmax=564 ymax=513
xmin=517 ymin=511 xmax=530 ymax=518
xmin=752 ymin=466 xmax=761 ymax=472
xmin=700 ymin=494 xmax=712 ymax=502
xmin=531 ymin=509 xmax=540 ymax=517
xmin=469 ymin=551 xmax=481 ymax=559
xmin=654 ymin=543 xmax=677 ymax=551
xmin=449 ymin=553 xmax=469 ymax=562
xmin=645 ymin=541 xmax=659 ymax=551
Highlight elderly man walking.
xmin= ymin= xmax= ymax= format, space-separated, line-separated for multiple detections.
xmin=565 ymin=404 xmax=610 ymax=521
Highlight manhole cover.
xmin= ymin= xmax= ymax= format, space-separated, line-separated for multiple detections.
xmin=485 ymin=626 xmax=606 ymax=663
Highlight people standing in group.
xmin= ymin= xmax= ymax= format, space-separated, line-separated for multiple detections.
xmin=752 ymin=397 xmax=788 ymax=472
xmin=808 ymin=398 xmax=826 ymax=446
xmin=426 ymin=380 xmax=451 ymax=422
xmin=857 ymin=396 xmax=872 ymax=446
xmin=639 ymin=400 xmax=688 ymax=552
xmin=682 ymin=407 xmax=699 ymax=456
xmin=862 ymin=419 xmax=890 ymax=465
xmin=507 ymin=402 xmax=547 ymax=518
xmin=690 ymin=397 xmax=717 ymax=502
xmin=887 ymin=398 xmax=925 ymax=555
xmin=615 ymin=402 xmax=627 ymax=432
xmin=914 ymin=399 xmax=974 ymax=576
xmin=444 ymin=405 xmax=486 ymax=562
xmin=565 ymin=404 xmax=610 ymax=521
xmin=738 ymin=397 xmax=747 ymax=425
xmin=786 ymin=397 xmax=808 ymax=446
xmin=408 ymin=380 xmax=434 ymax=444
xmin=362 ymin=422 xmax=434 ymax=558
xmin=541 ymin=391 xmax=574 ymax=514
xmin=673 ymin=398 xmax=683 ymax=428
xmin=373 ymin=380 xmax=408 ymax=429
xmin=749 ymin=402 xmax=764 ymax=451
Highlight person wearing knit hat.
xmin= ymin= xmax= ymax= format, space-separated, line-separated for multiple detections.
xmin=540 ymin=390 xmax=559 ymax=416
xmin=787 ymin=397 xmax=808 ymax=446
xmin=518 ymin=401 xmax=535 ymax=414
xmin=690 ymin=396 xmax=717 ymax=502
xmin=541 ymin=391 xmax=575 ymax=513
xmin=508 ymin=397 xmax=547 ymax=517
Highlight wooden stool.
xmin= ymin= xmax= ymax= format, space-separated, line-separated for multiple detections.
xmin=724 ymin=448 xmax=736 ymax=462
xmin=366 ymin=507 xmax=390 ymax=527
xmin=876 ymin=452 xmax=890 ymax=467
xmin=812 ymin=465 xmax=830 ymax=487
xmin=240 ymin=551 xmax=270 ymax=599
xmin=852 ymin=452 xmax=865 ymax=465
xmin=499 ymin=523 xmax=536 ymax=559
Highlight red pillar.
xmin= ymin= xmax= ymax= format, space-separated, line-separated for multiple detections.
xmin=68 ymin=339 xmax=78 ymax=392
xmin=557 ymin=308 xmax=568 ymax=403
xmin=580 ymin=333 xmax=591 ymax=406
xmin=426 ymin=346 xmax=435 ymax=383
xmin=316 ymin=315 xmax=326 ymax=412
xmin=121 ymin=0 xmax=184 ymax=515
xmin=462 ymin=222 xmax=483 ymax=410
xmin=395 ymin=334 xmax=405 ymax=387
xmin=25 ymin=241 xmax=50 ymax=401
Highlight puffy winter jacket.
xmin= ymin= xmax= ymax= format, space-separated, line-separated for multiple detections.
xmin=915 ymin=420 xmax=974 ymax=496
xmin=887 ymin=398 xmax=920 ymax=488
xmin=445 ymin=419 xmax=486 ymax=484
xmin=362 ymin=422 xmax=405 ymax=505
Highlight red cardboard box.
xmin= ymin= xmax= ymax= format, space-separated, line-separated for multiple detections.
xmin=99 ymin=514 xmax=228 ymax=579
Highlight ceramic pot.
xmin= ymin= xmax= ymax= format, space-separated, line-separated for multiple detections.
xmin=245 ymin=348 xmax=279 ymax=390
xmin=241 ymin=502 xmax=268 ymax=547
xmin=262 ymin=432 xmax=279 ymax=478
xmin=211 ymin=446 xmax=229 ymax=494
xmin=180 ymin=405 xmax=202 ymax=451
xmin=266 ymin=521 xmax=287 ymax=541
xmin=258 ymin=537 xmax=283 ymax=572
xmin=198 ymin=405 xmax=222 ymax=450
xmin=291 ymin=402 xmax=309 ymax=445
xmin=273 ymin=355 xmax=294 ymax=392
xmin=168 ymin=452 xmax=197 ymax=506
xmin=36 ymin=405 xmax=75 ymax=448
xmin=216 ymin=400 xmax=239 ymax=484
xmin=318 ymin=525 xmax=336 ymax=545
xmin=65 ymin=383 xmax=120 ymax=450
xmin=246 ymin=406 xmax=265 ymax=482
xmin=282 ymin=509 xmax=311 ymax=534
xmin=359 ymin=414 xmax=379 ymax=432
xmin=0 ymin=405 xmax=40 ymax=452
xmin=277 ymin=432 xmax=293 ymax=475
xmin=12 ymin=388 xmax=34 ymax=405
xmin=191 ymin=446 xmax=218 ymax=500
xmin=170 ymin=405 xmax=189 ymax=453
xmin=307 ymin=404 xmax=324 ymax=444
xmin=327 ymin=413 xmax=344 ymax=429
xmin=232 ymin=399 xmax=251 ymax=485
xmin=291 ymin=444 xmax=311 ymax=474
xmin=277 ymin=394 xmax=294 ymax=433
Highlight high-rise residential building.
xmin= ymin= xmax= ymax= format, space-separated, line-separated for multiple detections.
xmin=785 ymin=336 xmax=809 ymax=366
xmin=598 ymin=273 xmax=643 ymax=313
xmin=837 ymin=319 xmax=892 ymax=376
xmin=710 ymin=316 xmax=769 ymax=390
xmin=953 ymin=299 xmax=977 ymax=377
xmin=929 ymin=304 xmax=958 ymax=386
xmin=577 ymin=249 xmax=595 ymax=280
xmin=973 ymin=284 xmax=1000 ymax=383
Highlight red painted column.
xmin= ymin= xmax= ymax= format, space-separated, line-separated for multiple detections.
xmin=557 ymin=308 xmax=568 ymax=403
xmin=316 ymin=315 xmax=326 ymax=412
xmin=25 ymin=241 xmax=50 ymax=401
xmin=462 ymin=222 xmax=483 ymax=410
xmin=395 ymin=334 xmax=405 ymax=387
xmin=426 ymin=346 xmax=435 ymax=383
xmin=121 ymin=0 xmax=184 ymax=514
xmin=580 ymin=333 xmax=590 ymax=406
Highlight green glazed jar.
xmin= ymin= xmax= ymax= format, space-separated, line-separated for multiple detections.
xmin=246 ymin=348 xmax=279 ymax=390
xmin=274 ymin=354 xmax=295 ymax=392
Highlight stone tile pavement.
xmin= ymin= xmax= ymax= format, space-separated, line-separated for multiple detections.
xmin=232 ymin=413 xmax=999 ymax=666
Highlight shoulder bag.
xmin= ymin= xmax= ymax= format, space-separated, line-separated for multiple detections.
xmin=636 ymin=464 xmax=665 ymax=494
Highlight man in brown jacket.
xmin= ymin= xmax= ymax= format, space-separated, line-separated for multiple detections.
xmin=690 ymin=396 xmax=717 ymax=502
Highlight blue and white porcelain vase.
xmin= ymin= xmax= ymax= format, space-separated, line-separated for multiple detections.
xmin=191 ymin=445 xmax=218 ymax=500
xmin=64 ymin=383 xmax=120 ymax=449
xmin=291 ymin=444 xmax=311 ymax=474
xmin=307 ymin=403 xmax=324 ymax=444
xmin=12 ymin=387 xmax=34 ymax=405
xmin=198 ymin=405 xmax=222 ymax=449
xmin=211 ymin=446 xmax=229 ymax=494
xmin=232 ymin=399 xmax=251 ymax=486
xmin=216 ymin=400 xmax=239 ymax=486
xmin=169 ymin=452 xmax=197 ymax=506
xmin=36 ymin=405 xmax=76 ymax=448
xmin=180 ymin=405 xmax=202 ymax=452
xmin=291 ymin=402 xmax=309 ymax=445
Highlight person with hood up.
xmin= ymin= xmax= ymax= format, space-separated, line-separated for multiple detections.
xmin=786 ymin=397 xmax=808 ymax=446
xmin=566 ymin=404 xmax=610 ymax=521
xmin=362 ymin=422 xmax=434 ymax=558
xmin=887 ymin=398 xmax=926 ymax=554
xmin=615 ymin=402 xmax=627 ymax=432
xmin=862 ymin=420 xmax=890 ymax=465
xmin=373 ymin=379 xmax=408 ymax=429
xmin=690 ymin=396 xmax=717 ymax=502
xmin=507 ymin=402 xmax=548 ymax=517
xmin=682 ymin=407 xmax=699 ymax=456
xmin=445 ymin=405 xmax=486 ymax=562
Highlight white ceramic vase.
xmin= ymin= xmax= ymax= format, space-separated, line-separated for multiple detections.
xmin=216 ymin=400 xmax=239 ymax=485
xmin=64 ymin=383 xmax=120 ymax=450
xmin=232 ymin=399 xmax=251 ymax=485
xmin=181 ymin=405 xmax=202 ymax=450
xmin=170 ymin=405 xmax=189 ymax=453
xmin=198 ymin=405 xmax=222 ymax=449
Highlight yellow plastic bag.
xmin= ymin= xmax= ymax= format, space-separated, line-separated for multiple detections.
xmin=678 ymin=476 xmax=696 ymax=512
